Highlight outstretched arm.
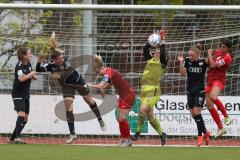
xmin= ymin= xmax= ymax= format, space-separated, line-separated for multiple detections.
xmin=88 ymin=81 xmax=110 ymax=97
xmin=88 ymin=81 xmax=109 ymax=90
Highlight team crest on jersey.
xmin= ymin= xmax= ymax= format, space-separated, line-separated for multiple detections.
xmin=199 ymin=97 xmax=203 ymax=103
xmin=60 ymin=66 xmax=64 ymax=70
xmin=103 ymin=75 xmax=109 ymax=82
xmin=199 ymin=62 xmax=203 ymax=66
xmin=218 ymin=59 xmax=225 ymax=66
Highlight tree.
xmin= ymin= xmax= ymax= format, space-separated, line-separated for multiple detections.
xmin=0 ymin=0 xmax=83 ymax=71
xmin=136 ymin=0 xmax=183 ymax=5
xmin=184 ymin=0 xmax=240 ymax=5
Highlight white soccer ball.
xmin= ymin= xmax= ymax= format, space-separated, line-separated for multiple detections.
xmin=148 ymin=34 xmax=161 ymax=47
xmin=129 ymin=111 xmax=137 ymax=117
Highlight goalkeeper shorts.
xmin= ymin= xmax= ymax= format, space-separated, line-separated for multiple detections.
xmin=140 ymin=85 xmax=160 ymax=108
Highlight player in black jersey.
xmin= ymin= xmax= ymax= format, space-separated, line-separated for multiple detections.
xmin=36 ymin=33 xmax=106 ymax=144
xmin=9 ymin=47 xmax=37 ymax=144
xmin=178 ymin=44 xmax=210 ymax=147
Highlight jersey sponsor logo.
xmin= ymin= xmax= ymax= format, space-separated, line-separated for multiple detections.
xmin=188 ymin=67 xmax=202 ymax=73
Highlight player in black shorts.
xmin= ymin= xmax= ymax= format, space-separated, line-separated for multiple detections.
xmin=36 ymin=33 xmax=106 ymax=144
xmin=178 ymin=44 xmax=211 ymax=147
xmin=9 ymin=47 xmax=37 ymax=144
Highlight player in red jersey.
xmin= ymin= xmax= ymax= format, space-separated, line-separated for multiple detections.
xmin=89 ymin=55 xmax=136 ymax=147
xmin=206 ymin=39 xmax=232 ymax=138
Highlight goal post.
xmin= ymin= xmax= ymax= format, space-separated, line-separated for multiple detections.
xmin=0 ymin=3 xmax=240 ymax=146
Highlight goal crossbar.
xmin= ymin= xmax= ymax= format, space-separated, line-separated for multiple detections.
xmin=0 ymin=3 xmax=240 ymax=11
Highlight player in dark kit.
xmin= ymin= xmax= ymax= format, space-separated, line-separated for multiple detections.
xmin=9 ymin=47 xmax=37 ymax=144
xmin=36 ymin=32 xmax=106 ymax=144
xmin=178 ymin=44 xmax=211 ymax=146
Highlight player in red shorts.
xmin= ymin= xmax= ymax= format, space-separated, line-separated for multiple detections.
xmin=206 ymin=39 xmax=232 ymax=138
xmin=89 ymin=55 xmax=136 ymax=147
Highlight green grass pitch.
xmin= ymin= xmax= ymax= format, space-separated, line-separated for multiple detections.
xmin=0 ymin=145 xmax=239 ymax=160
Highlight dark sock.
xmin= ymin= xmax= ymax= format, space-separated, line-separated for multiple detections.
xmin=14 ymin=116 xmax=25 ymax=138
xmin=10 ymin=129 xmax=16 ymax=141
xmin=90 ymin=102 xmax=102 ymax=121
xmin=66 ymin=111 xmax=75 ymax=135
xmin=193 ymin=114 xmax=204 ymax=136
xmin=10 ymin=121 xmax=27 ymax=141
xmin=199 ymin=115 xmax=207 ymax=134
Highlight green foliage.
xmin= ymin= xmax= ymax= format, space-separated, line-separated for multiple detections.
xmin=184 ymin=0 xmax=240 ymax=5
xmin=73 ymin=14 xmax=82 ymax=25
xmin=137 ymin=0 xmax=183 ymax=5
xmin=7 ymin=22 xmax=23 ymax=33
xmin=40 ymin=10 xmax=53 ymax=24
xmin=0 ymin=0 xmax=12 ymax=3
xmin=0 ymin=0 xmax=84 ymax=71
xmin=136 ymin=0 xmax=184 ymax=26
xmin=27 ymin=37 xmax=50 ymax=56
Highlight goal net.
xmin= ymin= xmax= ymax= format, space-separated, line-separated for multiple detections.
xmin=0 ymin=3 xmax=240 ymax=146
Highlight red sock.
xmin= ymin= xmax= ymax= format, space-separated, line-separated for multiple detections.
xmin=209 ymin=108 xmax=223 ymax=129
xmin=214 ymin=98 xmax=228 ymax=118
xmin=119 ymin=119 xmax=130 ymax=139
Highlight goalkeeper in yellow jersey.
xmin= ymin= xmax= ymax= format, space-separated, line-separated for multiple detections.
xmin=131 ymin=30 xmax=167 ymax=145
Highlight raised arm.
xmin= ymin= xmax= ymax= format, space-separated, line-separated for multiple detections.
xmin=36 ymin=55 xmax=48 ymax=72
xmin=208 ymin=49 xmax=232 ymax=69
xmin=207 ymin=49 xmax=218 ymax=68
xmin=160 ymin=42 xmax=167 ymax=67
xmin=177 ymin=53 xmax=186 ymax=76
xmin=143 ymin=42 xmax=153 ymax=61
